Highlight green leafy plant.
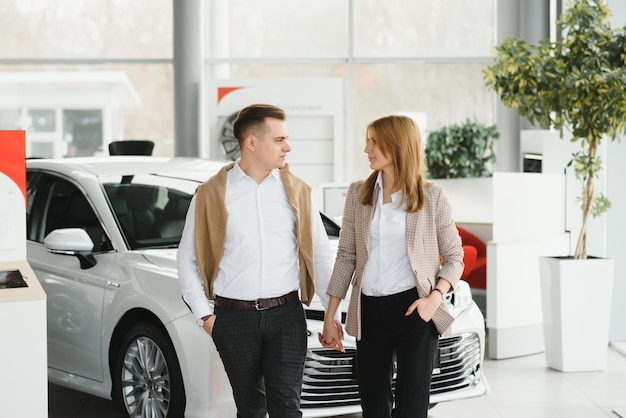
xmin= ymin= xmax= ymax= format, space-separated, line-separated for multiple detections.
xmin=425 ymin=118 xmax=499 ymax=179
xmin=483 ymin=0 xmax=626 ymax=259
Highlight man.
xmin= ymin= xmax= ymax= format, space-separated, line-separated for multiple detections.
xmin=177 ymin=103 xmax=342 ymax=417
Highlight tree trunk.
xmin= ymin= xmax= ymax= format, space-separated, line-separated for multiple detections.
xmin=574 ymin=142 xmax=598 ymax=260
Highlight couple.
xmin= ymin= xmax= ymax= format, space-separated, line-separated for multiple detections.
xmin=177 ymin=103 xmax=464 ymax=418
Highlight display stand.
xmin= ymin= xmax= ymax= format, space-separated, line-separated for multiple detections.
xmin=0 ymin=261 xmax=47 ymax=418
xmin=0 ymin=131 xmax=48 ymax=418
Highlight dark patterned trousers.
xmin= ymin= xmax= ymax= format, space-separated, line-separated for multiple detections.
xmin=357 ymin=287 xmax=438 ymax=418
xmin=212 ymin=299 xmax=307 ymax=418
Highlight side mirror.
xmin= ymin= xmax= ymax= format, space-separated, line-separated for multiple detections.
xmin=44 ymin=228 xmax=97 ymax=269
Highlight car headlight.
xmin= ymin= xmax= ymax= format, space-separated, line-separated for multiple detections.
xmin=446 ymin=280 xmax=474 ymax=318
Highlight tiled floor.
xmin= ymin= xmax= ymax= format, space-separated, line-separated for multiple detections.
xmin=426 ymin=343 xmax=626 ymax=418
xmin=49 ymin=344 xmax=626 ymax=418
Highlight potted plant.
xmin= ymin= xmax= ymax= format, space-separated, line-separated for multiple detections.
xmin=483 ymin=0 xmax=626 ymax=371
xmin=425 ymin=118 xmax=499 ymax=179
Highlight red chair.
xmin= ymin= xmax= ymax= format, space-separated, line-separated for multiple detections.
xmin=461 ymin=244 xmax=478 ymax=280
xmin=457 ymin=226 xmax=487 ymax=290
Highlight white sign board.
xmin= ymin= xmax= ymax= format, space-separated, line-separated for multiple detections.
xmin=207 ymin=78 xmax=344 ymax=188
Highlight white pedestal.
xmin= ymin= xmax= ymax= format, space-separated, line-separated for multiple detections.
xmin=487 ymin=236 xmax=569 ymax=359
xmin=0 ymin=260 xmax=48 ymax=418
xmin=539 ymin=256 xmax=614 ymax=372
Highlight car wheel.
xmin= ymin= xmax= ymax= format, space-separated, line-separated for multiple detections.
xmin=114 ymin=322 xmax=185 ymax=418
xmin=219 ymin=111 xmax=241 ymax=161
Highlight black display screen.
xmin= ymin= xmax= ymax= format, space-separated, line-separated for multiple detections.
xmin=0 ymin=270 xmax=28 ymax=289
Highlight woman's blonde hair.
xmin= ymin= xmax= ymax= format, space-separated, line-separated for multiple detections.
xmin=359 ymin=115 xmax=427 ymax=212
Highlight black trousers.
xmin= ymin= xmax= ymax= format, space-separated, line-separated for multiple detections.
xmin=357 ymin=287 xmax=438 ymax=418
xmin=212 ymin=299 xmax=307 ymax=418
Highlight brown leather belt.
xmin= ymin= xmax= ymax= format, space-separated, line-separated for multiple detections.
xmin=214 ymin=290 xmax=299 ymax=311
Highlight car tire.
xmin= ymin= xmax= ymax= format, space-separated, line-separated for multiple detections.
xmin=113 ymin=322 xmax=186 ymax=418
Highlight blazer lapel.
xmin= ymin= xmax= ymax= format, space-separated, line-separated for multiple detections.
xmin=406 ymin=209 xmax=431 ymax=296
xmin=406 ymin=210 xmax=419 ymax=257
xmin=362 ymin=184 xmax=379 ymax=255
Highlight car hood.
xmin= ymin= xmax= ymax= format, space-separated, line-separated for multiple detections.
xmin=140 ymin=248 xmax=179 ymax=275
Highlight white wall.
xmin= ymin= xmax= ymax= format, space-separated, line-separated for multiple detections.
xmin=607 ymin=0 xmax=626 ymax=344
xmin=607 ymin=139 xmax=626 ymax=341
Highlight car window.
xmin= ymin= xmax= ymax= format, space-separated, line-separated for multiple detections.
xmin=320 ymin=212 xmax=340 ymax=238
xmin=26 ymin=170 xmax=44 ymax=240
xmin=27 ymin=173 xmax=112 ymax=252
xmin=104 ymin=183 xmax=192 ymax=249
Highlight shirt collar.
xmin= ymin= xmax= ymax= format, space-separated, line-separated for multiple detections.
xmin=269 ymin=167 xmax=281 ymax=181
xmin=232 ymin=159 xmax=281 ymax=182
xmin=232 ymin=159 xmax=247 ymax=180
xmin=375 ymin=171 xmax=404 ymax=206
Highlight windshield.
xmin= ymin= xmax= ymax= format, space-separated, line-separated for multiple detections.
xmin=103 ymin=173 xmax=199 ymax=250
xmin=101 ymin=172 xmax=341 ymax=250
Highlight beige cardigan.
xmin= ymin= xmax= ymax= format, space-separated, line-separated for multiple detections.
xmin=193 ymin=163 xmax=317 ymax=305
xmin=326 ymin=180 xmax=464 ymax=338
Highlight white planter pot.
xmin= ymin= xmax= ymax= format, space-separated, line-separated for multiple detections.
xmin=539 ymin=256 xmax=614 ymax=372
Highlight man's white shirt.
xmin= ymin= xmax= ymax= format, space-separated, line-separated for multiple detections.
xmin=177 ymin=161 xmax=338 ymax=321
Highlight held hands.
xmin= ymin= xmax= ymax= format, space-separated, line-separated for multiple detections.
xmin=405 ymin=291 xmax=443 ymax=322
xmin=318 ymin=319 xmax=345 ymax=352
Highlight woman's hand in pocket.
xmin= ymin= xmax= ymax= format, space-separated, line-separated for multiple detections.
xmin=405 ymin=292 xmax=442 ymax=322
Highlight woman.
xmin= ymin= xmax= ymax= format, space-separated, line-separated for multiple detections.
xmin=319 ymin=115 xmax=464 ymax=418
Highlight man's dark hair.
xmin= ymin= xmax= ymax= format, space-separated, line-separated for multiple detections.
xmin=232 ymin=104 xmax=286 ymax=144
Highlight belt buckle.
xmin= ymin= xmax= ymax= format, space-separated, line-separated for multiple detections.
xmin=254 ymin=299 xmax=269 ymax=311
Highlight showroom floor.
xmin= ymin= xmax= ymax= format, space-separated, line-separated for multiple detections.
xmin=49 ymin=344 xmax=626 ymax=418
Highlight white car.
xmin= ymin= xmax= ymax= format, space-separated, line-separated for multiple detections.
xmin=26 ymin=156 xmax=487 ymax=418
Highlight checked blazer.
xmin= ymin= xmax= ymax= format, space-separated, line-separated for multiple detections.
xmin=326 ymin=179 xmax=464 ymax=338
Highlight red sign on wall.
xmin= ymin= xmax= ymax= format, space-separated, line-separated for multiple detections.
xmin=0 ymin=130 xmax=26 ymax=204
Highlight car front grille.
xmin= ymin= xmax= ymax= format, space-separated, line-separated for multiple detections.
xmin=431 ymin=333 xmax=483 ymax=395
xmin=301 ymin=332 xmax=482 ymax=409
xmin=301 ymin=348 xmax=360 ymax=408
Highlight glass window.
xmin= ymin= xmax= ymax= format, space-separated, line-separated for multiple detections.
xmin=354 ymin=0 xmax=495 ymax=57
xmin=351 ymin=62 xmax=495 ymax=178
xmin=2 ymin=0 xmax=498 ymax=185
xmin=202 ymin=0 xmax=497 ymax=182
xmin=203 ymin=0 xmax=349 ymax=58
xmin=205 ymin=63 xmax=344 ymax=81
xmin=27 ymin=109 xmax=56 ymax=133
xmin=353 ymin=63 xmax=494 ymax=132
xmin=0 ymin=109 xmax=21 ymax=130
xmin=0 ymin=64 xmax=174 ymax=158
xmin=63 ymin=110 xmax=103 ymax=157
xmin=0 ymin=0 xmax=172 ymax=59
xmin=30 ymin=142 xmax=56 ymax=159
xmin=205 ymin=61 xmax=494 ymax=181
